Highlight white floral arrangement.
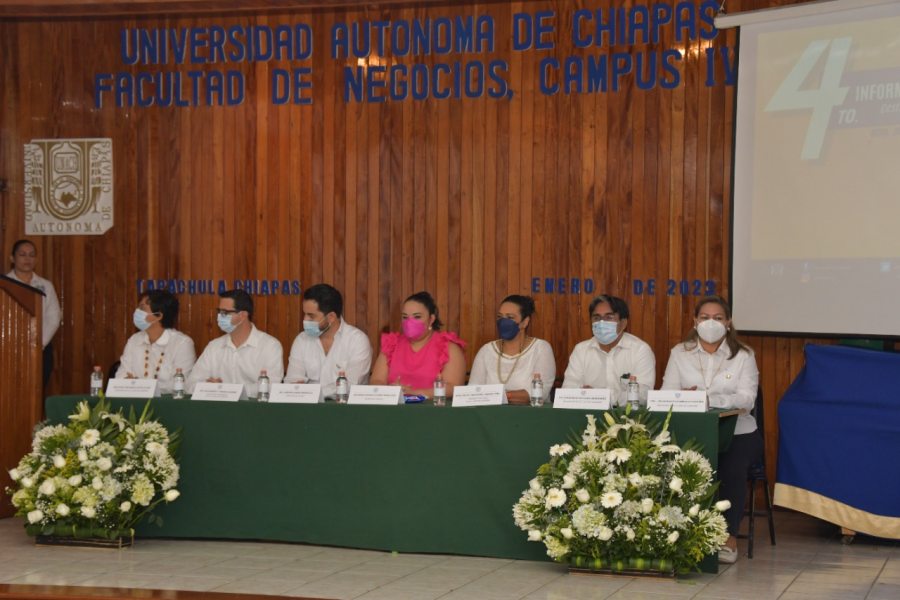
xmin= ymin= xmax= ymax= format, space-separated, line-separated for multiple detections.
xmin=513 ymin=409 xmax=729 ymax=573
xmin=5 ymin=397 xmax=181 ymax=541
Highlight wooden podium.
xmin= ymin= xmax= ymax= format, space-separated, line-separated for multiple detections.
xmin=0 ymin=275 xmax=43 ymax=518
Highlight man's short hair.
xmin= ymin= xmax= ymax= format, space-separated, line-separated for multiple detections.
xmin=588 ymin=294 xmax=630 ymax=320
xmin=220 ymin=289 xmax=254 ymax=320
xmin=303 ymin=284 xmax=343 ymax=318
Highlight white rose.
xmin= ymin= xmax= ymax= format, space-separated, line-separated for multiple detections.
xmin=598 ymin=527 xmax=613 ymax=541
xmin=92 ymin=476 xmax=103 ymax=490
xmin=52 ymin=455 xmax=66 ymax=469
xmin=77 ymin=449 xmax=88 ymax=463
xmin=97 ymin=457 xmax=113 ymax=471
xmin=527 ymin=530 xmax=542 ymax=541
xmin=38 ymin=480 xmax=56 ymax=496
xmin=669 ymin=477 xmax=683 ymax=493
xmin=27 ymin=510 xmax=44 ymax=524
xmin=81 ymin=429 xmax=100 ymax=447
xmin=560 ymin=527 xmax=574 ymax=540
xmin=626 ymin=528 xmax=636 ymax=540
xmin=715 ymin=500 xmax=732 ymax=512
xmin=81 ymin=506 xmax=96 ymax=519
xmin=600 ymin=491 xmax=623 ymax=508
xmin=545 ymin=488 xmax=567 ymax=509
xmin=561 ymin=474 xmax=576 ymax=489
xmin=56 ymin=503 xmax=70 ymax=516
xmin=689 ymin=504 xmax=700 ymax=517
xmin=529 ymin=478 xmax=543 ymax=492
xmin=68 ymin=475 xmax=83 ymax=487
xmin=575 ymin=489 xmax=591 ymax=503
xmin=628 ymin=473 xmax=643 ymax=486
xmin=164 ymin=489 xmax=180 ymax=502
xmin=641 ymin=498 xmax=654 ymax=513
xmin=21 ymin=477 xmax=34 ymax=488
xmin=8 ymin=468 xmax=20 ymax=481
xmin=667 ymin=531 xmax=680 ymax=544
xmin=120 ymin=501 xmax=132 ymax=512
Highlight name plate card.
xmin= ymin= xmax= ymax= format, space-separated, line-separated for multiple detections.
xmin=269 ymin=383 xmax=322 ymax=404
xmin=553 ymin=388 xmax=611 ymax=410
xmin=347 ymin=385 xmax=402 ymax=405
xmin=452 ymin=384 xmax=507 ymax=407
xmin=647 ymin=390 xmax=708 ymax=413
xmin=105 ymin=378 xmax=158 ymax=398
xmin=191 ymin=382 xmax=244 ymax=402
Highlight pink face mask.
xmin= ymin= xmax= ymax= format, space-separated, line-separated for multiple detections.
xmin=401 ymin=317 xmax=428 ymax=340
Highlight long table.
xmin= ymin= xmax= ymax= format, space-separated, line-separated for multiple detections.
xmin=45 ymin=396 xmax=736 ymax=567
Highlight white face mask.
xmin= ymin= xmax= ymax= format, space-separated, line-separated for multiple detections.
xmin=696 ymin=319 xmax=727 ymax=344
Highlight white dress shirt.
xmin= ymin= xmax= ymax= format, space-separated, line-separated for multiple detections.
xmin=468 ymin=338 xmax=556 ymax=401
xmin=561 ymin=332 xmax=656 ymax=406
xmin=115 ymin=329 xmax=196 ymax=395
xmin=285 ymin=319 xmax=372 ymax=397
xmin=187 ymin=324 xmax=284 ymax=398
xmin=661 ymin=342 xmax=759 ymax=435
xmin=6 ymin=270 xmax=61 ymax=348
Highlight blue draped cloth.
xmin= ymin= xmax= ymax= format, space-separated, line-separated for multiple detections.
xmin=775 ymin=344 xmax=900 ymax=538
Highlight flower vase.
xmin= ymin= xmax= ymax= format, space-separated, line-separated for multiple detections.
xmin=568 ymin=556 xmax=675 ymax=578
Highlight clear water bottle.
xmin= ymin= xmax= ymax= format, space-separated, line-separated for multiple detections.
xmin=172 ymin=368 xmax=185 ymax=399
xmin=90 ymin=366 xmax=103 ymax=397
xmin=433 ymin=374 xmax=446 ymax=407
xmin=627 ymin=375 xmax=641 ymax=411
xmin=257 ymin=369 xmax=270 ymax=402
xmin=335 ymin=370 xmax=349 ymax=404
xmin=530 ymin=372 xmax=544 ymax=407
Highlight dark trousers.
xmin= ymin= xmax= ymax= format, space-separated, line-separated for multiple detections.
xmin=43 ymin=342 xmax=53 ymax=388
xmin=718 ymin=430 xmax=764 ymax=536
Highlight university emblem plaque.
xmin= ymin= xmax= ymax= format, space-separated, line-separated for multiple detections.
xmin=23 ymin=138 xmax=113 ymax=235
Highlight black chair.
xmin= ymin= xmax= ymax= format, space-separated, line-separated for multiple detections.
xmin=738 ymin=387 xmax=776 ymax=558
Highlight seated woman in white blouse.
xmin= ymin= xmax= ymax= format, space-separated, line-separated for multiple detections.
xmin=116 ymin=290 xmax=196 ymax=395
xmin=468 ymin=295 xmax=555 ymax=405
xmin=661 ymin=295 xmax=761 ymax=565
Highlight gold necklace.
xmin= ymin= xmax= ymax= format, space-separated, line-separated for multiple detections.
xmin=496 ymin=337 xmax=531 ymax=384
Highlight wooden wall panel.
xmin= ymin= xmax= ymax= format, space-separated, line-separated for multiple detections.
xmin=0 ymin=0 xmax=849 ymax=485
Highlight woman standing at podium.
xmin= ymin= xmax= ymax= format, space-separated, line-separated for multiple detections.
xmin=661 ymin=295 xmax=762 ymax=564
xmin=7 ymin=239 xmax=61 ymax=387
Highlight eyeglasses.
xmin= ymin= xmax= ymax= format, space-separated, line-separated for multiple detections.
xmin=216 ymin=309 xmax=240 ymax=317
xmin=590 ymin=313 xmax=620 ymax=323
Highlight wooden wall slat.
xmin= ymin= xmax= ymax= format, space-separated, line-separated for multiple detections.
xmin=0 ymin=0 xmax=842 ymax=484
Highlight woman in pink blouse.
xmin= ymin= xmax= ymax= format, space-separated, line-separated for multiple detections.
xmin=369 ymin=291 xmax=466 ymax=398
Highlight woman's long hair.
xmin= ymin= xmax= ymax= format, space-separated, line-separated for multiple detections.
xmin=682 ymin=295 xmax=750 ymax=359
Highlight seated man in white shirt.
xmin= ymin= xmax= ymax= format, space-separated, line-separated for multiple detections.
xmin=285 ymin=283 xmax=372 ymax=399
xmin=187 ymin=289 xmax=284 ymax=399
xmin=561 ymin=294 xmax=655 ymax=406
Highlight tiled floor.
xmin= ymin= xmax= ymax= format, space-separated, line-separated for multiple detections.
xmin=1 ymin=511 xmax=898 ymax=599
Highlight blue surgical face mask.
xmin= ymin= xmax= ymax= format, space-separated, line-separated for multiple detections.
xmin=496 ymin=317 xmax=520 ymax=341
xmin=133 ymin=308 xmax=153 ymax=332
xmin=217 ymin=312 xmax=237 ymax=334
xmin=592 ymin=320 xmax=619 ymax=345
xmin=303 ymin=318 xmax=330 ymax=338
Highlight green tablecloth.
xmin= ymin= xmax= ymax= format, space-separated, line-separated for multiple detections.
xmin=45 ymin=396 xmax=736 ymax=567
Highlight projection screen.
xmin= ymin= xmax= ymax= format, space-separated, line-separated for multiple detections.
xmin=731 ymin=0 xmax=900 ymax=336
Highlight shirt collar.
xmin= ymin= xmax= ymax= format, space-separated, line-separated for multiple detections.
xmin=141 ymin=328 xmax=172 ymax=347
xmin=227 ymin=324 xmax=260 ymax=349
